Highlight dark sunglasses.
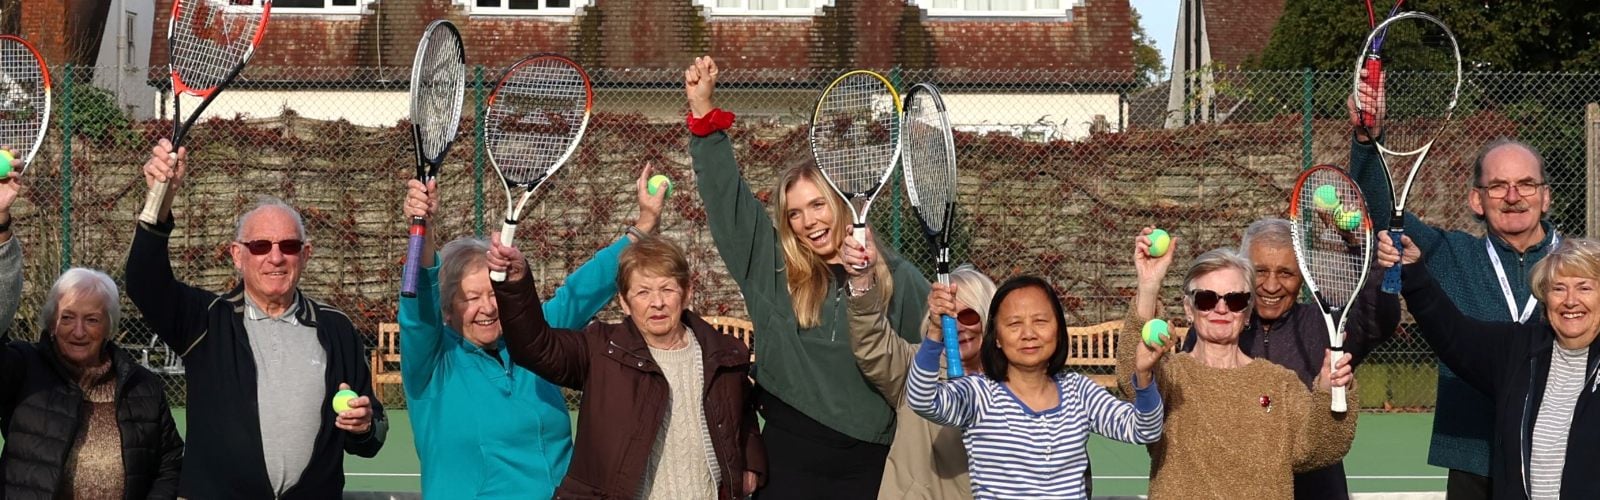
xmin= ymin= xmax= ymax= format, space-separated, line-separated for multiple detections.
xmin=956 ymin=308 xmax=981 ymax=327
xmin=237 ymin=239 xmax=305 ymax=256
xmin=1190 ymin=289 xmax=1250 ymax=313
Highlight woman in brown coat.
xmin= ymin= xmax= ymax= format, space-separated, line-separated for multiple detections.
xmin=490 ymin=233 xmax=765 ymax=499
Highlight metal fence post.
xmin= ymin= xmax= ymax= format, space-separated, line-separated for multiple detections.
xmin=1586 ymin=103 xmax=1599 ymax=238
xmin=1301 ymin=67 xmax=1313 ymax=171
xmin=473 ymin=65 xmax=487 ymax=238
xmin=60 ymin=64 xmax=73 ymax=272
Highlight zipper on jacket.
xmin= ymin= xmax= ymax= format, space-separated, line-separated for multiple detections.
xmin=1521 ymin=358 xmax=1535 ymax=498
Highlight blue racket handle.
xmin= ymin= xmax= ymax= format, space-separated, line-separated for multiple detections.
xmin=400 ymin=218 xmax=426 ymax=298
xmin=1381 ymin=226 xmax=1403 ymax=294
xmin=943 ymin=314 xmax=963 ymax=378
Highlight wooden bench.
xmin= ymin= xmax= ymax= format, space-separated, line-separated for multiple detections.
xmin=1066 ymin=320 xmax=1186 ymax=389
xmin=370 ymin=323 xmax=402 ymax=404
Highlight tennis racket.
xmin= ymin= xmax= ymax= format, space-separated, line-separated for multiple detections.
xmin=1289 ymin=166 xmax=1373 ymax=413
xmin=1350 ymin=11 xmax=1459 ymax=295
xmin=140 ymin=0 xmax=271 ymax=224
xmin=1357 ymin=0 xmax=1405 ymax=129
xmin=901 ymin=83 xmax=962 ymax=378
xmin=400 ymin=20 xmax=466 ymax=298
xmin=484 ymin=54 xmax=592 ymax=282
xmin=810 ymin=70 xmax=902 ymax=253
xmin=0 ymin=35 xmax=52 ymax=174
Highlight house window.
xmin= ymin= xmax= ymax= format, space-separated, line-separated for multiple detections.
xmin=472 ymin=0 xmax=586 ymax=15
xmin=238 ymin=0 xmax=370 ymax=14
xmin=696 ymin=0 xmax=825 ymax=17
xmin=125 ymin=12 xmax=137 ymax=66
xmin=917 ymin=0 xmax=1072 ymax=18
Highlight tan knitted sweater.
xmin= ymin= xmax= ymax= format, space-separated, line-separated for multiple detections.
xmin=1115 ymin=310 xmax=1356 ymax=499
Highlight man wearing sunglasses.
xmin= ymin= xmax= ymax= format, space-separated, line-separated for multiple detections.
xmin=125 ymin=140 xmax=387 ymax=499
xmin=1351 ymin=87 xmax=1558 ymax=499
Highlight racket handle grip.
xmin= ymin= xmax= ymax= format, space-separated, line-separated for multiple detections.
xmin=1381 ymin=226 xmax=1403 ymax=294
xmin=400 ymin=218 xmax=427 ymax=298
xmin=851 ymin=224 xmax=869 ymax=270
xmin=1359 ymin=58 xmax=1383 ymax=128
xmin=1329 ymin=349 xmax=1348 ymax=413
xmin=489 ymin=221 xmax=517 ymax=282
xmin=139 ymin=181 xmax=169 ymax=225
xmin=943 ymin=315 xmax=963 ymax=378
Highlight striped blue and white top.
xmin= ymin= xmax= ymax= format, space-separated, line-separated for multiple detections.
xmin=906 ymin=339 xmax=1164 ymax=499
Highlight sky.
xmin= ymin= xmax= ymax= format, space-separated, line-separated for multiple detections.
xmin=1129 ymin=0 xmax=1179 ymax=75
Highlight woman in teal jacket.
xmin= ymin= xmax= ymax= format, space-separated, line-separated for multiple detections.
xmin=396 ymin=169 xmax=664 ymax=499
xmin=686 ymin=56 xmax=932 ymax=498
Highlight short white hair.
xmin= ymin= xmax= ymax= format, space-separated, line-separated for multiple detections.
xmin=43 ymin=268 xmax=121 ymax=336
xmin=235 ymin=196 xmax=307 ymax=241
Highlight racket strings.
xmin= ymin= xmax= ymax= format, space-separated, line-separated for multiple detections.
xmin=813 ymin=74 xmax=898 ymax=196
xmin=902 ymin=91 xmax=955 ymax=233
xmin=171 ymin=1 xmax=264 ymax=92
xmin=413 ymin=28 xmax=466 ymax=158
xmin=1293 ymin=170 xmax=1369 ymax=309
xmin=486 ymin=59 xmax=588 ymax=185
xmin=0 ymin=41 xmax=46 ymax=158
xmin=1357 ymin=13 xmax=1460 ymax=156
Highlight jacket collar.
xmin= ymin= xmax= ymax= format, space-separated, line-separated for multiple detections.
xmin=1487 ymin=220 xmax=1558 ymax=255
xmin=35 ymin=332 xmax=141 ymax=390
xmin=224 ymin=283 xmax=320 ymax=327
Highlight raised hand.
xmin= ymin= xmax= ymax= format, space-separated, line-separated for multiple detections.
xmin=685 ymin=56 xmax=718 ymax=119
xmin=634 ymin=163 xmax=665 ymax=234
xmin=486 ymin=231 xmax=528 ymax=283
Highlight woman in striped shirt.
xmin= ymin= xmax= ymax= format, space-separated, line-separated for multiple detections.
xmin=906 ymin=275 xmax=1166 ymax=499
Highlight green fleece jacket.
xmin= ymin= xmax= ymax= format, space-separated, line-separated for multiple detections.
xmin=691 ymin=130 xmax=931 ymax=445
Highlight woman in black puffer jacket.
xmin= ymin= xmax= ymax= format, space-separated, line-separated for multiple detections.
xmin=0 ymin=267 xmax=184 ymax=499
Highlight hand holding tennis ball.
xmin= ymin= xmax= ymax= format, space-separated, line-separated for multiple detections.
xmin=1313 ymin=185 xmax=1341 ymax=211
xmin=647 ymin=174 xmax=673 ymax=198
xmin=331 ymin=389 xmax=359 ymax=413
xmin=1335 ymin=207 xmax=1363 ymax=231
xmin=1141 ymin=318 xmax=1170 ymax=348
xmin=1146 ymin=228 xmax=1171 ymax=258
xmin=0 ymin=149 xmax=13 ymax=177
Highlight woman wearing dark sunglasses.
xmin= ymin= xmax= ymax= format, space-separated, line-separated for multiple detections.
xmin=1116 ymin=227 xmax=1357 ymax=499
xmin=904 ymin=274 xmax=1165 ymax=498
xmin=847 ymin=264 xmax=995 ymax=498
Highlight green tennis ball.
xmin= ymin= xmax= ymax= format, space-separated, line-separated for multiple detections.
xmin=0 ymin=150 xmax=13 ymax=177
xmin=1147 ymin=229 xmax=1171 ymax=258
xmin=331 ymin=389 xmax=359 ymax=413
xmin=647 ymin=174 xmax=672 ymax=198
xmin=1313 ymin=185 xmax=1340 ymax=211
xmin=1336 ymin=208 xmax=1363 ymax=231
xmin=1142 ymin=319 xmax=1170 ymax=348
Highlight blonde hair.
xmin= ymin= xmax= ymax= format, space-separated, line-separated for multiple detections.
xmin=773 ymin=159 xmax=892 ymax=327
xmin=918 ymin=264 xmax=998 ymax=334
xmin=1532 ymin=238 xmax=1600 ymax=305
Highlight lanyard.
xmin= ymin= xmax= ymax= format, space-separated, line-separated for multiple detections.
xmin=1486 ymin=233 xmax=1558 ymax=323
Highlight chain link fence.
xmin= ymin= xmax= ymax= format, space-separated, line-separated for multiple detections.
xmin=17 ymin=66 xmax=1600 ymax=411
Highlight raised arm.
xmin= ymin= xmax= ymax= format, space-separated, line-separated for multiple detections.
xmin=846 ymin=275 xmax=915 ymax=405
xmin=1077 ymin=373 xmax=1163 ymax=445
xmin=542 ymin=164 xmax=664 ymax=328
xmin=1343 ymin=258 xmax=1401 ymax=367
xmin=905 ymin=339 xmax=985 ymax=429
xmin=489 ymin=236 xmax=592 ymax=389
xmin=1378 ymin=233 xmax=1522 ymax=395
xmin=1116 ymin=228 xmax=1174 ymax=398
xmin=126 ymin=140 xmax=220 ymax=355
xmin=1346 ymin=83 xmax=1446 ymax=255
xmin=397 ymin=179 xmax=447 ymax=397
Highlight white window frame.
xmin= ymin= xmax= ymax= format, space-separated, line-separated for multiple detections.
xmin=237 ymin=0 xmax=372 ymax=15
xmin=914 ymin=0 xmax=1074 ymax=19
xmin=693 ymin=0 xmax=828 ymax=17
xmin=467 ymin=0 xmax=589 ymax=16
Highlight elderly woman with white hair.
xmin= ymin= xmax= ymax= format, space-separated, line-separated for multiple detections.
xmin=1116 ymin=227 xmax=1356 ymax=499
xmin=1381 ymin=233 xmax=1600 ymax=499
xmin=0 ymin=268 xmax=184 ymax=498
xmin=848 ymin=264 xmax=997 ymax=498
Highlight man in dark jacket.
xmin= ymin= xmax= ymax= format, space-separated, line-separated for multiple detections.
xmin=126 ymin=139 xmax=387 ymax=499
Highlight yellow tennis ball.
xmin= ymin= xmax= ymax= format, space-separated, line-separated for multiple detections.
xmin=647 ymin=174 xmax=672 ymax=198
xmin=1336 ymin=208 xmax=1363 ymax=231
xmin=1313 ymin=185 xmax=1340 ymax=211
xmin=331 ymin=389 xmax=359 ymax=413
xmin=1147 ymin=228 xmax=1171 ymax=258
xmin=0 ymin=150 xmax=13 ymax=177
xmin=1142 ymin=319 xmax=1170 ymax=348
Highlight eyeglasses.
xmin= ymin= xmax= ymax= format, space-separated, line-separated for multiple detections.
xmin=1189 ymin=289 xmax=1250 ymax=313
xmin=1475 ymin=181 xmax=1545 ymax=199
xmin=956 ymin=308 xmax=981 ymax=327
xmin=237 ymin=239 xmax=305 ymax=256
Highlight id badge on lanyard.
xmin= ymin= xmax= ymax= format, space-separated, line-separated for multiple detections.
xmin=1486 ymin=234 xmax=1558 ymax=323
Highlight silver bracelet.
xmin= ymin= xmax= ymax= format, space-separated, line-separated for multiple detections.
xmin=847 ymin=276 xmax=875 ymax=297
xmin=625 ymin=225 xmax=647 ymax=241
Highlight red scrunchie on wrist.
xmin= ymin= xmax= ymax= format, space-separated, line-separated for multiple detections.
xmin=686 ymin=108 xmax=736 ymax=137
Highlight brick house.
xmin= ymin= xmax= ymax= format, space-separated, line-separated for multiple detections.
xmin=125 ymin=0 xmax=1137 ymax=140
